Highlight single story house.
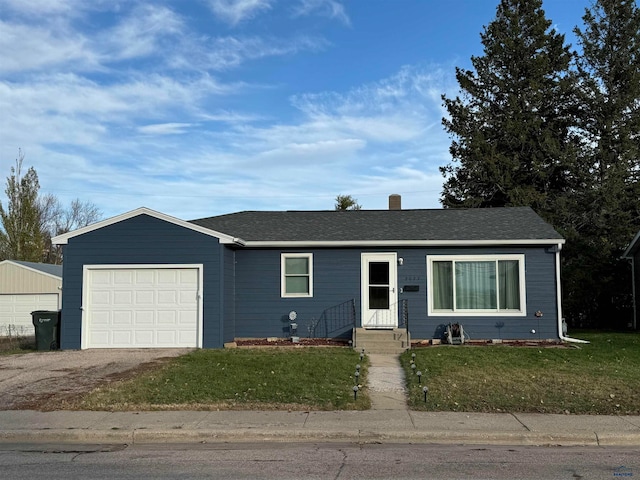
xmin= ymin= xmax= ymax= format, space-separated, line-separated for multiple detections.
xmin=0 ymin=260 xmax=63 ymax=336
xmin=623 ymin=230 xmax=639 ymax=330
xmin=52 ymin=198 xmax=567 ymax=349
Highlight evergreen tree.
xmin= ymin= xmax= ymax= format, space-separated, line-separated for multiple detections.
xmin=0 ymin=150 xmax=45 ymax=261
xmin=440 ymin=0 xmax=579 ymax=228
xmin=567 ymin=0 xmax=640 ymax=327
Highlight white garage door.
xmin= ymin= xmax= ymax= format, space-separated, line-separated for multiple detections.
xmin=0 ymin=294 xmax=59 ymax=337
xmin=85 ymin=266 xmax=201 ymax=348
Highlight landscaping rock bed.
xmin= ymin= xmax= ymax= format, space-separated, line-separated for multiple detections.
xmin=234 ymin=338 xmax=351 ymax=347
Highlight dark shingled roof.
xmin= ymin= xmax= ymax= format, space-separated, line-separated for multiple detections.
xmin=190 ymin=206 xmax=563 ymax=243
xmin=12 ymin=260 xmax=63 ymax=278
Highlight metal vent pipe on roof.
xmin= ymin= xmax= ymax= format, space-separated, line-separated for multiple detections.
xmin=389 ymin=194 xmax=401 ymax=210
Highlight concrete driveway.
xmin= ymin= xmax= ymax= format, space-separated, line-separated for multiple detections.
xmin=0 ymin=349 xmax=192 ymax=410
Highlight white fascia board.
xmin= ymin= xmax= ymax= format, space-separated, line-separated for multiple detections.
xmin=622 ymin=230 xmax=640 ymax=259
xmin=243 ymin=239 xmax=566 ymax=248
xmin=52 ymin=207 xmax=245 ymax=246
xmin=0 ymin=260 xmax=62 ymax=281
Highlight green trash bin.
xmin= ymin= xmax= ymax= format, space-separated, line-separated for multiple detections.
xmin=31 ymin=310 xmax=61 ymax=351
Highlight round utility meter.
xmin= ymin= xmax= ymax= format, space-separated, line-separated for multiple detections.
xmin=289 ymin=311 xmax=297 ymax=321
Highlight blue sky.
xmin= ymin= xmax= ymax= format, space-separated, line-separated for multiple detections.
xmin=0 ymin=0 xmax=592 ymax=220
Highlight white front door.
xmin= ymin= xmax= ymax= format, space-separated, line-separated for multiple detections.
xmin=361 ymin=253 xmax=398 ymax=328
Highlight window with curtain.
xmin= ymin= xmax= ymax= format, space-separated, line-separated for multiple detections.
xmin=281 ymin=253 xmax=313 ymax=297
xmin=429 ymin=256 xmax=524 ymax=315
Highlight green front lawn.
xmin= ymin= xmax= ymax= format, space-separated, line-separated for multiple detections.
xmin=75 ymin=347 xmax=370 ymax=411
xmin=402 ymin=331 xmax=640 ymax=414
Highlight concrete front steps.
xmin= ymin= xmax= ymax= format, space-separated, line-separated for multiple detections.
xmin=352 ymin=328 xmax=410 ymax=354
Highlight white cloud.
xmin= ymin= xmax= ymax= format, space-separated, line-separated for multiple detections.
xmin=0 ymin=0 xmax=87 ymax=17
xmin=0 ymin=20 xmax=96 ymax=73
xmin=97 ymin=4 xmax=185 ymax=61
xmin=138 ymin=123 xmax=195 ymax=135
xmin=207 ymin=0 xmax=272 ymax=26
xmin=292 ymin=0 xmax=350 ymax=26
xmin=181 ymin=35 xmax=328 ymax=71
xmin=198 ymin=110 xmax=267 ymax=123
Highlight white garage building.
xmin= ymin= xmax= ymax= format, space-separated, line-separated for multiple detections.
xmin=0 ymin=260 xmax=62 ymax=337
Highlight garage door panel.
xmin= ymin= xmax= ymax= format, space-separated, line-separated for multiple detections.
xmin=178 ymin=290 xmax=196 ymax=303
xmin=135 ymin=270 xmax=154 ymax=284
xmin=158 ymin=311 xmax=177 ymax=325
xmin=157 ymin=330 xmax=177 ymax=344
xmin=113 ymin=330 xmax=134 ymax=345
xmin=178 ymin=310 xmax=196 ymax=324
xmin=135 ymin=310 xmax=154 ymax=324
xmin=180 ymin=269 xmax=198 ymax=283
xmin=135 ymin=291 xmax=154 ymax=304
xmin=91 ymin=270 xmax=111 ymax=284
xmin=112 ymin=311 xmax=133 ymax=325
xmin=113 ymin=290 xmax=133 ymax=305
xmin=89 ymin=330 xmax=110 ymax=347
xmin=85 ymin=267 xmax=200 ymax=348
xmin=91 ymin=290 xmax=111 ymax=305
xmin=158 ymin=270 xmax=179 ymax=284
xmin=114 ymin=270 xmax=134 ymax=284
xmin=157 ymin=289 xmax=178 ymax=304
xmin=0 ymin=294 xmax=59 ymax=336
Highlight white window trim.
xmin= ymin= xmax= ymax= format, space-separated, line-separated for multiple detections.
xmin=281 ymin=253 xmax=313 ymax=298
xmin=426 ymin=254 xmax=527 ymax=317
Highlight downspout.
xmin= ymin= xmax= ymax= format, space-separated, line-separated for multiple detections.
xmin=555 ymin=242 xmax=589 ymax=344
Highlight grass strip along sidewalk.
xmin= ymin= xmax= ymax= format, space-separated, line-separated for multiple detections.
xmin=401 ymin=331 xmax=640 ymax=415
xmin=75 ymin=347 xmax=371 ymax=411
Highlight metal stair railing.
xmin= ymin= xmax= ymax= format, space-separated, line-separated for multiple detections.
xmin=308 ymin=299 xmax=356 ymax=338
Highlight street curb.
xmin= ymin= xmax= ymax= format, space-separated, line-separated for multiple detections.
xmin=2 ymin=428 xmax=638 ymax=446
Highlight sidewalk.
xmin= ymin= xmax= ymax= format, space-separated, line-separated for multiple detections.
xmin=0 ymin=409 xmax=639 ymax=446
xmin=1 ymin=354 xmax=639 ymax=446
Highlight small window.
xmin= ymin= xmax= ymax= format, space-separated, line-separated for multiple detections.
xmin=427 ymin=255 xmax=526 ymax=316
xmin=281 ymin=253 xmax=313 ymax=297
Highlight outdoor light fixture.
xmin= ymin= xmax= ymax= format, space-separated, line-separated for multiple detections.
xmin=360 ymin=352 xmax=364 ymax=361
xmin=354 ymin=371 xmax=360 ymax=383
xmin=411 ymin=353 xmax=416 ymax=359
xmin=411 ymin=363 xmax=416 ymax=373
xmin=398 ymin=257 xmax=404 ymax=266
xmin=353 ymin=385 xmax=359 ymax=400
xmin=417 ymin=371 xmax=422 ymax=384
xmin=423 ymin=386 xmax=429 ymax=402
xmin=355 ymin=364 xmax=361 ymax=372
xmin=348 ymin=340 xmax=353 ymax=348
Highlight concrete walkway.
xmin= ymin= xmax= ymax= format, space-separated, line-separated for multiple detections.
xmin=0 ymin=410 xmax=639 ymax=446
xmin=367 ymin=354 xmax=407 ymax=410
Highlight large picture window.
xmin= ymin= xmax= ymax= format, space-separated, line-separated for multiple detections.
xmin=281 ymin=253 xmax=313 ymax=297
xmin=427 ymin=255 xmax=525 ymax=316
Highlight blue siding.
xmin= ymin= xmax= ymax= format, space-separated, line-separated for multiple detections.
xmin=60 ymin=214 xmax=226 ymax=349
xmin=235 ymin=249 xmax=361 ymax=339
xmin=223 ymin=246 xmax=236 ymax=343
xmin=234 ymin=246 xmax=560 ymax=341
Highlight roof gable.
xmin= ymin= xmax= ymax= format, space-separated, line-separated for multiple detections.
xmin=52 ymin=207 xmax=242 ymax=245
xmin=0 ymin=260 xmax=62 ymax=279
xmin=190 ymin=206 xmax=564 ymax=246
